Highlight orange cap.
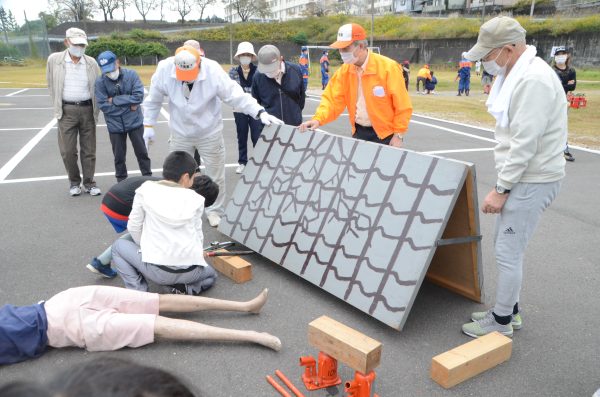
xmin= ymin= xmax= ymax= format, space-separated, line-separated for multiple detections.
xmin=330 ymin=23 xmax=367 ymax=49
xmin=174 ymin=46 xmax=201 ymax=81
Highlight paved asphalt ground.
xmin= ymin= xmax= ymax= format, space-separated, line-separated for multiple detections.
xmin=0 ymin=87 xmax=598 ymax=396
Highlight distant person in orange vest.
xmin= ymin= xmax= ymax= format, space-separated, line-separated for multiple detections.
xmin=299 ymin=23 xmax=412 ymax=148
xmin=299 ymin=46 xmax=309 ymax=91
xmin=416 ymin=64 xmax=431 ymax=94
xmin=455 ymin=53 xmax=472 ymax=96
xmin=320 ymin=50 xmax=330 ymax=89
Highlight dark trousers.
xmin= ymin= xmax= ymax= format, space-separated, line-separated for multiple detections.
xmin=234 ymin=112 xmax=263 ymax=165
xmin=353 ymin=124 xmax=392 ymax=145
xmin=57 ymin=104 xmax=97 ymax=188
xmin=416 ymin=77 xmax=426 ymax=92
xmin=109 ymin=125 xmax=152 ymax=182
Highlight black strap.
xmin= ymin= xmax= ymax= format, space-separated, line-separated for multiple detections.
xmin=155 ymin=264 xmax=200 ymax=274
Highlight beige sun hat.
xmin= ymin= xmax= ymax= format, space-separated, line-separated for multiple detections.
xmin=464 ymin=16 xmax=526 ymax=61
xmin=234 ymin=42 xmax=257 ymax=61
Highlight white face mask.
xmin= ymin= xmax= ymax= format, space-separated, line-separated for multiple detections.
xmin=555 ymin=55 xmax=568 ymax=65
xmin=106 ymin=69 xmax=119 ymax=80
xmin=68 ymin=45 xmax=85 ymax=58
xmin=265 ymin=69 xmax=280 ymax=79
xmin=239 ymin=56 xmax=252 ymax=66
xmin=340 ymin=46 xmax=359 ymax=65
xmin=482 ymin=48 xmax=508 ymax=77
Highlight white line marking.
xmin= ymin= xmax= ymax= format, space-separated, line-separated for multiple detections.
xmin=0 ymin=126 xmax=58 ymax=132
xmin=409 ymin=119 xmax=498 ymax=144
xmin=423 ymin=148 xmax=495 ymax=155
xmin=1 ymin=94 xmax=49 ymax=97
xmin=5 ymin=88 xmax=28 ymax=97
xmin=413 ymin=113 xmax=495 ymax=132
xmin=0 ymin=120 xmax=168 ymax=132
xmin=0 ymin=118 xmax=58 ymax=181
xmin=0 ymin=107 xmax=53 ymax=111
xmin=0 ymin=163 xmax=242 ymax=185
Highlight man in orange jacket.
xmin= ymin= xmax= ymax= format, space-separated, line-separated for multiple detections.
xmin=299 ymin=23 xmax=412 ymax=148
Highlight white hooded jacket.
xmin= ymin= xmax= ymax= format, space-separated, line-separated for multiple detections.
xmin=128 ymin=180 xmax=208 ymax=268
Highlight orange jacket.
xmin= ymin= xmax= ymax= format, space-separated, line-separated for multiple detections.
xmin=417 ymin=67 xmax=431 ymax=79
xmin=313 ymin=52 xmax=413 ymax=139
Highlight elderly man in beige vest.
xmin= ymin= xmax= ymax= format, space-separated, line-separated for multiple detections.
xmin=47 ymin=28 xmax=101 ymax=196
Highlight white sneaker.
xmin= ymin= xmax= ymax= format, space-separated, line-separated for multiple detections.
xmin=85 ymin=186 xmax=102 ymax=196
xmin=69 ymin=185 xmax=81 ymax=196
xmin=236 ymin=164 xmax=245 ymax=174
xmin=207 ymin=213 xmax=221 ymax=227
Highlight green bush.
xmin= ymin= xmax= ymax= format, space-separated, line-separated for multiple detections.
xmin=128 ymin=29 xmax=166 ymax=41
xmin=0 ymin=42 xmax=21 ymax=58
xmin=86 ymin=38 xmax=169 ymax=61
xmin=291 ymin=32 xmax=308 ymax=45
xmin=162 ymin=15 xmax=600 ymax=43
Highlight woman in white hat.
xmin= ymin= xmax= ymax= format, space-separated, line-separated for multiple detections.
xmin=229 ymin=42 xmax=262 ymax=174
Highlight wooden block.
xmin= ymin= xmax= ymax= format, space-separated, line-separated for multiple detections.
xmin=308 ymin=315 xmax=382 ymax=374
xmin=431 ymin=332 xmax=512 ymax=388
xmin=208 ymin=250 xmax=252 ymax=283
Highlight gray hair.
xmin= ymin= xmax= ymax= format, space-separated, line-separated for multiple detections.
xmin=353 ymin=39 xmax=369 ymax=48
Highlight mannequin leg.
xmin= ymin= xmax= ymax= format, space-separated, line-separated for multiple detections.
xmin=158 ymin=288 xmax=268 ymax=314
xmin=154 ymin=316 xmax=281 ymax=351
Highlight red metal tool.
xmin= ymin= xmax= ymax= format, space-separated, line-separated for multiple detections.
xmin=299 ymin=352 xmax=342 ymax=390
xmin=266 ymin=375 xmax=291 ymax=397
xmin=275 ymin=370 xmax=305 ymax=397
xmin=344 ymin=371 xmax=379 ymax=397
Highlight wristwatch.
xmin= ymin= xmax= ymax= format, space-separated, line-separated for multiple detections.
xmin=394 ymin=133 xmax=404 ymax=141
xmin=495 ymin=185 xmax=511 ymax=194
xmin=256 ymin=109 xmax=265 ymax=119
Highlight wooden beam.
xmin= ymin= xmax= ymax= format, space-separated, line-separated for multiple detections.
xmin=431 ymin=332 xmax=512 ymax=388
xmin=307 ymin=316 xmax=382 ymax=374
xmin=208 ymin=250 xmax=252 ymax=283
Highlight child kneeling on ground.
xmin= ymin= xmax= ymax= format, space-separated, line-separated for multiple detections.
xmin=112 ymin=151 xmax=216 ymax=295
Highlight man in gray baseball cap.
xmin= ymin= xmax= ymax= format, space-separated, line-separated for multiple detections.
xmin=461 ymin=16 xmax=567 ymax=338
xmin=252 ymin=45 xmax=305 ymax=127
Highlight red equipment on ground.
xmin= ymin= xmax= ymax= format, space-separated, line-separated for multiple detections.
xmin=299 ymin=352 xmax=342 ymax=390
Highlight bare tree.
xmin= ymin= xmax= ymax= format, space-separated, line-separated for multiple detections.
xmin=196 ymin=0 xmax=215 ymax=21
xmin=158 ymin=0 xmax=166 ymax=20
xmin=52 ymin=0 xmax=96 ymax=22
xmin=134 ymin=0 xmax=158 ymax=22
xmin=119 ymin=0 xmax=130 ymax=20
xmin=301 ymin=0 xmax=333 ymax=16
xmin=229 ymin=0 xmax=270 ymax=21
xmin=97 ymin=0 xmax=120 ymax=21
xmin=172 ymin=0 xmax=193 ymax=23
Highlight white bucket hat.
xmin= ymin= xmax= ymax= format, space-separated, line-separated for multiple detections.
xmin=234 ymin=42 xmax=257 ymax=61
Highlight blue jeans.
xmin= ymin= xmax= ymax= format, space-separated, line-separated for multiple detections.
xmin=234 ymin=112 xmax=263 ymax=165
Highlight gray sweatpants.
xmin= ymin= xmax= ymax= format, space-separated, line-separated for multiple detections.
xmin=493 ymin=181 xmax=561 ymax=316
xmin=111 ymin=239 xmax=217 ymax=295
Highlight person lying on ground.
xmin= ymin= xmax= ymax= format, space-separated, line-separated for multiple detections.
xmin=0 ymin=285 xmax=280 ymax=366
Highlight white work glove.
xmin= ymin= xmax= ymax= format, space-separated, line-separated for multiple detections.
xmin=143 ymin=126 xmax=155 ymax=149
xmin=259 ymin=111 xmax=284 ymax=126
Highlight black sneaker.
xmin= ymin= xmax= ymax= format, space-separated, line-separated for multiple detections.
xmin=564 ymin=151 xmax=575 ymax=162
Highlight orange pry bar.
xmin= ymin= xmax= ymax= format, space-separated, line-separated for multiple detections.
xmin=275 ymin=370 xmax=305 ymax=397
xmin=266 ymin=375 xmax=292 ymax=397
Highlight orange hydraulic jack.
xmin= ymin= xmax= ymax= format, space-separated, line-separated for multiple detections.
xmin=344 ymin=371 xmax=380 ymax=397
xmin=299 ymin=352 xmax=342 ymax=390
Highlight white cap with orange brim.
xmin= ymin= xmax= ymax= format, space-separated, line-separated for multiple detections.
xmin=174 ymin=46 xmax=201 ymax=81
xmin=329 ymin=23 xmax=367 ymax=49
